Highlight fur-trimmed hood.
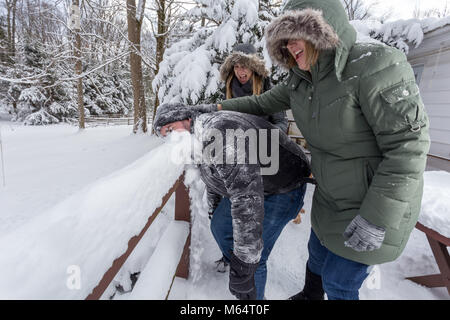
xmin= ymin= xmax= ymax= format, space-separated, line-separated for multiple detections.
xmin=219 ymin=44 xmax=269 ymax=81
xmin=265 ymin=8 xmax=339 ymax=68
xmin=265 ymin=0 xmax=357 ymax=79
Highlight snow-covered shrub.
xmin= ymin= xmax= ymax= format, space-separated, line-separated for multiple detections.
xmin=0 ymin=40 xmax=133 ymax=125
xmin=352 ymin=17 xmax=450 ymax=54
xmin=23 ymin=109 xmax=60 ymax=125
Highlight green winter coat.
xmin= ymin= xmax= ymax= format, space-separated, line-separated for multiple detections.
xmin=220 ymin=0 xmax=430 ymax=265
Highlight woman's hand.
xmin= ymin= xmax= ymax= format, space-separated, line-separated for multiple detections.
xmin=191 ymin=104 xmax=219 ymax=113
xmin=343 ymin=215 xmax=386 ymax=252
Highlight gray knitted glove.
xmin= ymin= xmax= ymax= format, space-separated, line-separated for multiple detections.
xmin=343 ymin=215 xmax=385 ymax=252
xmin=191 ymin=104 xmax=218 ymax=114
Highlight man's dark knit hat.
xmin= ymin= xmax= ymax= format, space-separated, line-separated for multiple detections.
xmin=153 ymin=103 xmax=199 ymax=136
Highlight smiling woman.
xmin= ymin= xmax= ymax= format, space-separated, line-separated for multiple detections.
xmin=218 ymin=0 xmax=431 ymax=301
xmin=219 ymin=43 xmax=289 ymax=133
xmin=285 ymin=39 xmax=320 ymax=71
xmin=233 ymin=63 xmax=253 ymax=85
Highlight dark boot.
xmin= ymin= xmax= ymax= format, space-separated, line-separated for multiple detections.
xmin=289 ymin=266 xmax=324 ymax=300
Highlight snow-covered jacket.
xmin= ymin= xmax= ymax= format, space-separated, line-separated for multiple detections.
xmin=153 ymin=103 xmax=311 ymax=264
xmin=195 ymin=111 xmax=311 ymax=264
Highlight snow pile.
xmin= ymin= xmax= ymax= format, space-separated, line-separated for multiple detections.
xmin=419 ymin=171 xmax=450 ymax=238
xmin=184 ymin=166 xmax=209 ymax=284
xmin=351 ymin=19 xmax=423 ymax=53
xmin=351 ymin=15 xmax=450 ymax=54
xmin=0 ymin=44 xmax=133 ymax=125
xmin=421 ymin=15 xmax=450 ymax=33
xmin=128 ymin=221 xmax=190 ymax=299
xmin=351 ymin=19 xmax=384 ymax=45
xmin=0 ymin=131 xmax=190 ymax=299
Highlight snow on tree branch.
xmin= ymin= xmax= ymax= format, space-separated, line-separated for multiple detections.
xmin=351 ymin=16 xmax=450 ymax=54
xmin=154 ymin=0 xmax=276 ymax=105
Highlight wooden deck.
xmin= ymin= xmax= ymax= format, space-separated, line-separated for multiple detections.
xmin=426 ymin=155 xmax=450 ymax=172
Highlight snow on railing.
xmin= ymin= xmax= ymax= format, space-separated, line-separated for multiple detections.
xmin=86 ymin=173 xmax=191 ymax=300
xmin=83 ymin=115 xmax=153 ymax=126
xmin=0 ymin=138 xmax=188 ymax=299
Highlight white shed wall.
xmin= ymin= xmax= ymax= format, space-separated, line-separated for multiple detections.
xmin=408 ymin=25 xmax=450 ymax=160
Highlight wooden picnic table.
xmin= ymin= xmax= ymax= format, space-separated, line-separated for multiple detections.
xmin=406 ymin=222 xmax=450 ymax=295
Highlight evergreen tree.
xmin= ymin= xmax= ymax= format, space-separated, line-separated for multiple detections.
xmin=0 ymin=39 xmax=134 ymax=125
xmin=153 ymin=0 xmax=285 ymax=106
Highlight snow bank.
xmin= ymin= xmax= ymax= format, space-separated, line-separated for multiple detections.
xmin=0 ymin=124 xmax=162 ymax=235
xmin=421 ymin=16 xmax=450 ymax=34
xmin=0 ymin=133 xmax=189 ymax=299
xmin=128 ymin=221 xmax=189 ymax=299
xmin=419 ymin=171 xmax=450 ymax=238
xmin=351 ymin=15 xmax=450 ymax=54
xmin=184 ymin=166 xmax=209 ymax=284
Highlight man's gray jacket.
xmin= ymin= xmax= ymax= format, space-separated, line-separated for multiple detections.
xmin=194 ymin=111 xmax=311 ymax=264
xmin=153 ymin=103 xmax=311 ymax=264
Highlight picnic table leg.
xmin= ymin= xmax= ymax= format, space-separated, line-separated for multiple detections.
xmin=406 ymin=235 xmax=450 ymax=295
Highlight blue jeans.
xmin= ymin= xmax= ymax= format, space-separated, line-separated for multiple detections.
xmin=210 ymin=184 xmax=307 ymax=300
xmin=307 ymin=229 xmax=370 ymax=300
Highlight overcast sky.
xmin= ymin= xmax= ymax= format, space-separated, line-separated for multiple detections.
xmin=372 ymin=0 xmax=449 ymax=20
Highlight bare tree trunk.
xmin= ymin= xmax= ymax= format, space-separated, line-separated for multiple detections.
xmin=6 ymin=4 xmax=11 ymax=54
xmin=201 ymin=3 xmax=206 ymax=27
xmin=152 ymin=0 xmax=166 ymax=134
xmin=5 ymin=0 xmax=17 ymax=58
xmin=11 ymin=0 xmax=16 ymax=56
xmin=72 ymin=0 xmax=85 ymax=129
xmin=127 ymin=0 xmax=147 ymax=134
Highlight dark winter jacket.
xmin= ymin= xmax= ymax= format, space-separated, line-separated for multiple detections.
xmin=221 ymin=0 xmax=431 ymax=265
xmin=220 ymin=43 xmax=289 ymax=133
xmin=196 ymin=111 xmax=310 ymax=264
xmin=153 ymin=104 xmax=311 ymax=264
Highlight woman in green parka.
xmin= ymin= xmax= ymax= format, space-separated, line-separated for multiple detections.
xmin=187 ymin=0 xmax=431 ymax=299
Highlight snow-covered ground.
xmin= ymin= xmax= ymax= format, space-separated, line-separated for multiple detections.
xmin=0 ymin=122 xmax=448 ymax=300
xmin=0 ymin=121 xmax=162 ymax=235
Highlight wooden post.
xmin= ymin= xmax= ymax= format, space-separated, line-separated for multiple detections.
xmin=85 ymin=174 xmax=186 ymax=300
xmin=70 ymin=0 xmax=84 ymax=129
xmin=126 ymin=0 xmax=147 ymax=133
xmin=174 ymin=178 xmax=191 ymax=279
xmin=406 ymin=222 xmax=450 ymax=295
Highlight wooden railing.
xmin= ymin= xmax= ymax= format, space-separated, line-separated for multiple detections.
xmin=287 ymin=119 xmax=308 ymax=150
xmin=84 ymin=115 xmax=153 ymax=126
xmin=406 ymin=222 xmax=450 ymax=296
xmin=85 ymin=173 xmax=191 ymax=300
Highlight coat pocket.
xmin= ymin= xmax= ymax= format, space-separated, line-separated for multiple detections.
xmin=379 ymin=80 xmax=427 ymax=132
xmin=362 ymin=160 xmax=375 ymax=193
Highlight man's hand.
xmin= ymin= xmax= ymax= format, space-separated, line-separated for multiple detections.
xmin=343 ymin=215 xmax=386 ymax=252
xmin=208 ymin=206 xmax=216 ymax=220
xmin=229 ymin=252 xmax=258 ymax=300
